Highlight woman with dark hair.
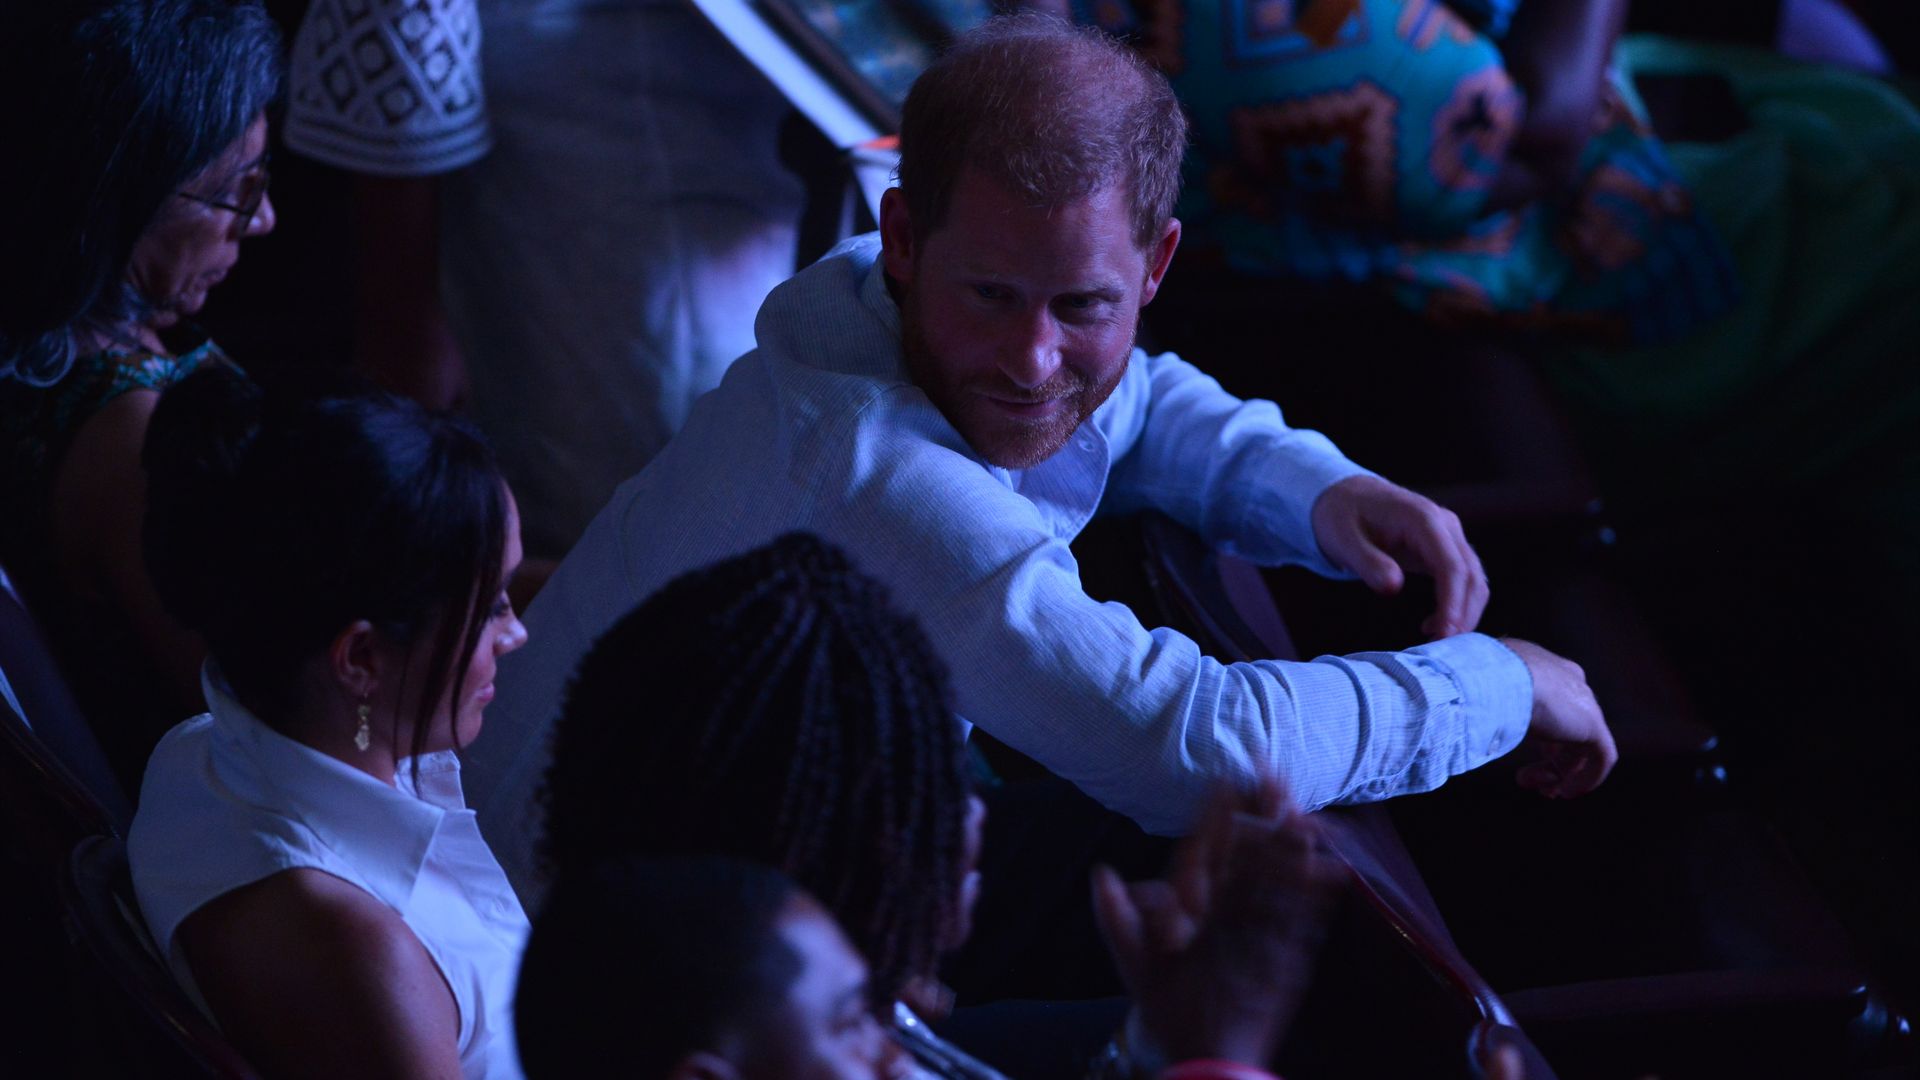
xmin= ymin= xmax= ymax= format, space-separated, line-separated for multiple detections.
xmin=128 ymin=365 xmax=532 ymax=1079
xmin=0 ymin=0 xmax=281 ymax=782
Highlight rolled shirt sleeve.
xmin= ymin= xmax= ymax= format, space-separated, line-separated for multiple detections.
xmin=819 ymin=393 xmax=1534 ymax=836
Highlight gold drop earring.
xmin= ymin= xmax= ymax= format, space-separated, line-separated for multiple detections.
xmin=354 ymin=701 xmax=373 ymax=752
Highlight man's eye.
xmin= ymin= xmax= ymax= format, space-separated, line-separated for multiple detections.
xmin=973 ymin=284 xmax=1006 ymax=301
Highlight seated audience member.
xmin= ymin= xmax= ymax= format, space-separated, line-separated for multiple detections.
xmin=541 ymin=534 xmax=979 ymax=1019
xmin=537 ymin=534 xmax=1344 ymax=1075
xmin=523 ymin=817 xmax=1340 ymax=1080
xmin=128 ymin=366 xmax=531 ymax=1079
xmin=516 ymin=856 xmax=913 ymax=1080
xmin=0 ymin=0 xmax=280 ymax=785
xmin=1076 ymin=0 xmax=1736 ymax=345
xmin=467 ymin=15 xmax=1614 ymax=893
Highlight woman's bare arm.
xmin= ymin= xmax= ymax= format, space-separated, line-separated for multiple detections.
xmin=176 ymin=867 xmax=464 ymax=1080
xmin=51 ymin=389 xmax=206 ymax=709
xmin=1484 ymin=0 xmax=1630 ymax=209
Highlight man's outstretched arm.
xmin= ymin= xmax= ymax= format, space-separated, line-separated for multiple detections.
xmin=1101 ymin=351 xmax=1489 ymax=637
xmin=845 ymin=438 xmax=1612 ymax=835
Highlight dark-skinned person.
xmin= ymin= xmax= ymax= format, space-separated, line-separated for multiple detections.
xmin=0 ymin=0 xmax=280 ymax=787
xmin=533 ymin=532 xmax=1347 ymax=1078
xmin=465 ymin=16 xmax=1615 ymax=916
xmin=129 ymin=367 xmax=532 ymax=1078
xmin=516 ymin=856 xmax=917 ymax=1080
xmin=521 ymin=815 xmax=1342 ymax=1080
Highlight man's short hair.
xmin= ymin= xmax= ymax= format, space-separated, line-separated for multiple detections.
xmin=897 ymin=14 xmax=1188 ymax=250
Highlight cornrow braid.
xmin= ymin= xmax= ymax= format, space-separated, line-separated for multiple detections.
xmin=541 ymin=532 xmax=973 ymax=1004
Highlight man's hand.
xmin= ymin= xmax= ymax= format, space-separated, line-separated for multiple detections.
xmin=1092 ymin=780 xmax=1345 ymax=1067
xmin=1501 ymin=638 xmax=1617 ymax=798
xmin=1311 ymin=475 xmax=1489 ymax=639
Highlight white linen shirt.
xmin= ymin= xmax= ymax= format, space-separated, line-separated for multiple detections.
xmin=130 ymin=670 xmax=529 ymax=1080
xmin=463 ymin=234 xmax=1533 ymax=903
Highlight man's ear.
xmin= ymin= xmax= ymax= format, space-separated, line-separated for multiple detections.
xmin=669 ymin=1050 xmax=745 ymax=1080
xmin=1138 ymin=217 xmax=1182 ymax=307
xmin=326 ymin=619 xmax=383 ymax=701
xmin=879 ymin=187 xmax=916 ymax=286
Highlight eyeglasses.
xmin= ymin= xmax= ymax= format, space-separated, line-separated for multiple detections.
xmin=177 ymin=153 xmax=272 ymax=228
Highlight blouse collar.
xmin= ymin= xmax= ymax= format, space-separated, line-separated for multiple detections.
xmin=201 ymin=665 xmax=464 ymax=914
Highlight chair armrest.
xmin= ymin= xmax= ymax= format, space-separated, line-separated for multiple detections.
xmin=1506 ymin=968 xmax=1913 ymax=1073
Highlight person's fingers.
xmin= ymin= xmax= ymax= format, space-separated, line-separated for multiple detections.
xmin=1515 ymin=759 xmax=1565 ymax=795
xmin=1135 ymin=881 xmax=1198 ymax=955
xmin=1455 ymin=533 xmax=1490 ymax=633
xmin=1090 ymin=864 xmax=1144 ymax=979
xmin=1251 ymin=775 xmax=1289 ymax=821
xmin=1341 ymin=528 xmax=1406 ymax=597
xmin=1554 ymin=727 xmax=1618 ymax=798
xmin=1412 ymin=513 xmax=1482 ymax=638
xmin=1175 ymin=787 xmax=1239 ymax=915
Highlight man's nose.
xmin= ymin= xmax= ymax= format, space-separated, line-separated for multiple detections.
xmin=998 ymin=306 xmax=1062 ymax=391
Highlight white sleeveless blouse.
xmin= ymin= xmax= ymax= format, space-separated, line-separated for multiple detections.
xmin=129 ymin=670 xmax=530 ymax=1079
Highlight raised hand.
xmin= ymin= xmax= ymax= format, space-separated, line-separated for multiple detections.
xmin=1092 ymin=780 xmax=1346 ymax=1068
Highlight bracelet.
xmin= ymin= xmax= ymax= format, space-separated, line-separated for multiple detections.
xmin=1159 ymin=1060 xmax=1282 ymax=1080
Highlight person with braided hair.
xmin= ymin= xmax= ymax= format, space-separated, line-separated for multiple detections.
xmin=539 ymin=532 xmax=979 ymax=1015
xmin=532 ymin=534 xmax=1351 ymax=1080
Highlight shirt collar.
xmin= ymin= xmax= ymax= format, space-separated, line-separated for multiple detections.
xmin=201 ymin=665 xmax=455 ymax=914
xmin=844 ymin=232 xmax=1112 ymax=522
xmin=859 ymin=249 xmax=905 ymax=347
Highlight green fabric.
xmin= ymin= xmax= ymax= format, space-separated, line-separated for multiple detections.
xmin=1547 ymin=38 xmax=1920 ymax=505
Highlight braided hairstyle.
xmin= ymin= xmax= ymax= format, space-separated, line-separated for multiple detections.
xmin=541 ymin=532 xmax=972 ymax=1005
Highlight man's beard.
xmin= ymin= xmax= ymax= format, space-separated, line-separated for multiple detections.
xmin=898 ymin=283 xmax=1126 ymax=471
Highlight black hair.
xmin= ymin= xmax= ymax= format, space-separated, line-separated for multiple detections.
xmin=0 ymin=0 xmax=282 ymax=383
xmin=142 ymin=365 xmax=508 ymax=764
xmin=541 ymin=532 xmax=972 ymax=1006
xmin=516 ymin=856 xmax=807 ymax=1080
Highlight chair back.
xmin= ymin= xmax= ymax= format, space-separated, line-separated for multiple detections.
xmin=1135 ymin=512 xmax=1557 ymax=1079
xmin=0 ymin=564 xmax=133 ymax=837
xmin=59 ymin=834 xmax=261 ymax=1079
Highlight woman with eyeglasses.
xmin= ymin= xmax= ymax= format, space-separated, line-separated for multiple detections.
xmin=0 ymin=0 xmax=281 ymax=788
